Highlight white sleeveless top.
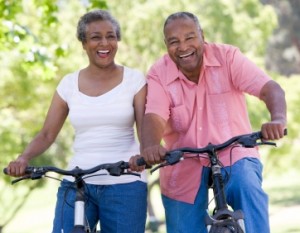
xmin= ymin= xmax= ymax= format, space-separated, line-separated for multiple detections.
xmin=56 ymin=66 xmax=147 ymax=184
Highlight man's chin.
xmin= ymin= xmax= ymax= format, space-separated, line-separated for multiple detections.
xmin=179 ymin=64 xmax=198 ymax=72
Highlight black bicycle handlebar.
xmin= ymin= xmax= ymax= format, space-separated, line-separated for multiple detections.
xmin=3 ymin=160 xmax=137 ymax=184
xmin=137 ymin=129 xmax=287 ymax=172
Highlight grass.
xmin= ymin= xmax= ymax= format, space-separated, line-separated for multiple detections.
xmin=2 ymin=180 xmax=57 ymax=233
xmin=2 ymin=170 xmax=300 ymax=233
xmin=265 ymin=170 xmax=300 ymax=233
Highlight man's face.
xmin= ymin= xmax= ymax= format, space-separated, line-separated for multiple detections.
xmin=164 ymin=18 xmax=204 ymax=78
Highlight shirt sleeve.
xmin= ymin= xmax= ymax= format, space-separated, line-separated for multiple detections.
xmin=132 ymin=68 xmax=146 ymax=94
xmin=56 ymin=72 xmax=76 ymax=103
xmin=145 ymin=64 xmax=171 ymax=121
xmin=229 ymin=47 xmax=271 ymax=97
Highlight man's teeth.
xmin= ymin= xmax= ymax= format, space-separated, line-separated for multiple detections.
xmin=98 ymin=50 xmax=109 ymax=54
xmin=179 ymin=52 xmax=193 ymax=58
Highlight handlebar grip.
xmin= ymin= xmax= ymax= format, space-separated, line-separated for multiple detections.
xmin=3 ymin=167 xmax=34 ymax=175
xmin=136 ymin=157 xmax=147 ymax=166
xmin=3 ymin=168 xmax=8 ymax=175
xmin=136 ymin=157 xmax=152 ymax=169
xmin=259 ymin=128 xmax=287 ymax=139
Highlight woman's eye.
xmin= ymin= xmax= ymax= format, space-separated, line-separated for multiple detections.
xmin=107 ymin=35 xmax=117 ymax=40
xmin=91 ymin=36 xmax=100 ymax=40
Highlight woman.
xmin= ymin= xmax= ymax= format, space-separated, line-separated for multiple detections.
xmin=6 ymin=9 xmax=147 ymax=233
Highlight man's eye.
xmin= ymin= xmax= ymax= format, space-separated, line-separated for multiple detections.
xmin=169 ymin=41 xmax=178 ymax=45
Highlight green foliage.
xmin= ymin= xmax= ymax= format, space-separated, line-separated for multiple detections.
xmin=86 ymin=0 xmax=107 ymax=10
xmin=0 ymin=1 xmax=85 ymax=228
xmin=247 ymin=73 xmax=300 ymax=175
xmin=199 ymin=0 xmax=277 ymax=58
xmin=104 ymin=0 xmax=277 ymax=72
xmin=264 ymin=75 xmax=300 ymax=175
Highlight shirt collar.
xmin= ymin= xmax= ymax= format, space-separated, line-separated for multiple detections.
xmin=164 ymin=42 xmax=221 ymax=85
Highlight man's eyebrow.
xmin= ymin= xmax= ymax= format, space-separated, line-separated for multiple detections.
xmin=166 ymin=36 xmax=178 ymax=42
xmin=166 ymin=32 xmax=196 ymax=41
xmin=185 ymin=32 xmax=196 ymax=37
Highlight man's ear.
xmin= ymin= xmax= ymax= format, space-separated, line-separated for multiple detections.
xmin=164 ymin=38 xmax=167 ymax=46
xmin=200 ymin=28 xmax=205 ymax=41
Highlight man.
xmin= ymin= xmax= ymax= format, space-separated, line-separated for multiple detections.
xmin=141 ymin=12 xmax=286 ymax=233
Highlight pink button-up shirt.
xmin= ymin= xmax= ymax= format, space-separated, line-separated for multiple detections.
xmin=145 ymin=43 xmax=271 ymax=204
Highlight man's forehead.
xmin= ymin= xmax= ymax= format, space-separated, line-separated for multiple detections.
xmin=164 ymin=21 xmax=200 ymax=38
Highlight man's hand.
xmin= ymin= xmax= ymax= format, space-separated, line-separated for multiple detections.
xmin=142 ymin=145 xmax=167 ymax=165
xmin=260 ymin=80 xmax=287 ymax=140
xmin=261 ymin=120 xmax=286 ymax=140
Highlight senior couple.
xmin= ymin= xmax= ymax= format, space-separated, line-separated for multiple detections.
xmin=6 ymin=9 xmax=286 ymax=233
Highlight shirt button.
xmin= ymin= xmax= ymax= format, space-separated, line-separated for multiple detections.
xmin=198 ymin=127 xmax=202 ymax=130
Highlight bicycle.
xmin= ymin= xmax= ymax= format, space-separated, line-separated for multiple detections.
xmin=137 ymin=129 xmax=287 ymax=233
xmin=3 ymin=160 xmax=139 ymax=233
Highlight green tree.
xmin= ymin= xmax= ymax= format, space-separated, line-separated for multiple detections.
xmin=106 ymin=0 xmax=277 ymax=71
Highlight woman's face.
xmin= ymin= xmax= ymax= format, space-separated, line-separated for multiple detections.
xmin=83 ymin=20 xmax=118 ymax=68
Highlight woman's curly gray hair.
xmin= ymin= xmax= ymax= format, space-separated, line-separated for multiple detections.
xmin=77 ymin=9 xmax=121 ymax=42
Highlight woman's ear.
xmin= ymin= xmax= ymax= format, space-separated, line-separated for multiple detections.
xmin=82 ymin=42 xmax=86 ymax=51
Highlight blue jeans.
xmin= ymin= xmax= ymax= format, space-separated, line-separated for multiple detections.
xmin=52 ymin=180 xmax=147 ymax=233
xmin=162 ymin=158 xmax=270 ymax=233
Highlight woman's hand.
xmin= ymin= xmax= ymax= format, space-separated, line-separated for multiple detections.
xmin=128 ymin=154 xmax=145 ymax=172
xmin=6 ymin=156 xmax=29 ymax=177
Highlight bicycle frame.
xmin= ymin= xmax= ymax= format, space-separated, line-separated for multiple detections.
xmin=204 ymin=147 xmax=245 ymax=232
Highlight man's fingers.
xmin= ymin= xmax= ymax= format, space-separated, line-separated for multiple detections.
xmin=261 ymin=123 xmax=286 ymax=140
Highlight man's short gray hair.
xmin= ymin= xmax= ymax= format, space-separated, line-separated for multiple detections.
xmin=163 ymin=11 xmax=202 ymax=33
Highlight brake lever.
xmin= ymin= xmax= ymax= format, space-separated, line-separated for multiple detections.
xmin=237 ymin=137 xmax=259 ymax=148
xmin=122 ymin=171 xmax=141 ymax=177
xmin=150 ymin=163 xmax=166 ymax=174
xmin=107 ymin=162 xmax=141 ymax=177
xmin=150 ymin=151 xmax=184 ymax=174
xmin=256 ymin=141 xmax=277 ymax=147
xmin=165 ymin=151 xmax=183 ymax=165
xmin=11 ymin=175 xmax=32 ymax=185
xmin=238 ymin=136 xmax=277 ymax=148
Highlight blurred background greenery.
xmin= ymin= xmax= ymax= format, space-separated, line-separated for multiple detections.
xmin=1 ymin=0 xmax=299 ymax=232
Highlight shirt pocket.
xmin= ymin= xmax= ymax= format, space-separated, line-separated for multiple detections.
xmin=205 ymin=68 xmax=231 ymax=95
xmin=206 ymin=92 xmax=233 ymax=138
xmin=170 ymin=104 xmax=190 ymax=133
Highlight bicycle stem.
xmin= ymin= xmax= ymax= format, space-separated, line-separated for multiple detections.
xmin=210 ymin=153 xmax=228 ymax=211
xmin=71 ymin=178 xmax=87 ymax=233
